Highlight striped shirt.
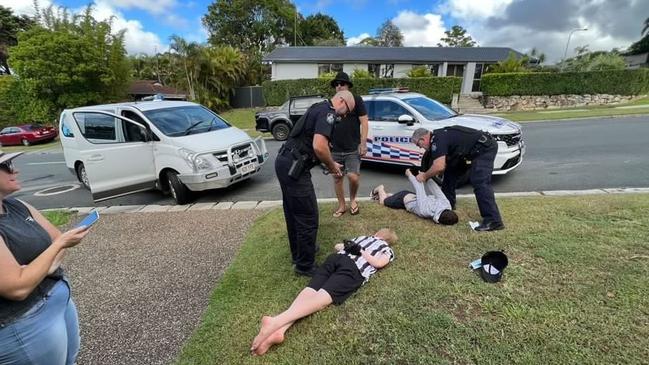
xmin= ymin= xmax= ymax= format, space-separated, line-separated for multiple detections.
xmin=338 ymin=235 xmax=395 ymax=281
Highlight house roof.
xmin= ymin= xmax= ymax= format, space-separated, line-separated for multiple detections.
xmin=128 ymin=80 xmax=186 ymax=96
xmin=263 ymin=46 xmax=525 ymax=64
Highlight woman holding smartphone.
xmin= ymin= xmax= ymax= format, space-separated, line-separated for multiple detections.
xmin=0 ymin=151 xmax=90 ymax=365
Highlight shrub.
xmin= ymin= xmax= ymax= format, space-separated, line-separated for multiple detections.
xmin=481 ymin=69 xmax=649 ymax=96
xmin=351 ymin=69 xmax=373 ymax=79
xmin=262 ymin=76 xmax=462 ymax=105
xmin=406 ymin=66 xmax=432 ymax=78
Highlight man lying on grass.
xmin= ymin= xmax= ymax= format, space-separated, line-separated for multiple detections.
xmin=250 ymin=228 xmax=398 ymax=356
xmin=371 ymin=168 xmax=458 ymax=226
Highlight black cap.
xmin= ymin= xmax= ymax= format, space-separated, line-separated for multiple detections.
xmin=330 ymin=71 xmax=353 ymax=88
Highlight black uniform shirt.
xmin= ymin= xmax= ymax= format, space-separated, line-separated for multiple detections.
xmin=288 ymin=100 xmax=337 ymax=159
xmin=331 ymin=95 xmax=367 ymax=153
xmin=428 ymin=126 xmax=482 ymax=163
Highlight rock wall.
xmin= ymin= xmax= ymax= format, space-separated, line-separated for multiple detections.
xmin=483 ymin=94 xmax=639 ymax=111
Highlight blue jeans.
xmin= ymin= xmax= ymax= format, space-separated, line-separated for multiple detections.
xmin=0 ymin=280 xmax=80 ymax=365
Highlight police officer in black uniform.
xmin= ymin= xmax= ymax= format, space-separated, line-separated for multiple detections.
xmin=276 ymin=90 xmax=356 ymax=276
xmin=412 ymin=126 xmax=505 ymax=231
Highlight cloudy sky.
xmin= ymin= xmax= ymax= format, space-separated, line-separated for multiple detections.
xmin=1 ymin=0 xmax=647 ymax=63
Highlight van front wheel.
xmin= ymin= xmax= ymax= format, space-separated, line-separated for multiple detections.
xmin=76 ymin=163 xmax=90 ymax=189
xmin=166 ymin=171 xmax=191 ymax=205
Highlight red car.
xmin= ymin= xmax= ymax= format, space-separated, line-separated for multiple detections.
xmin=0 ymin=124 xmax=59 ymax=146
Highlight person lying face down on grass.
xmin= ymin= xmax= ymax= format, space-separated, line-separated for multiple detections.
xmin=250 ymin=228 xmax=398 ymax=356
xmin=371 ymin=168 xmax=459 ymax=226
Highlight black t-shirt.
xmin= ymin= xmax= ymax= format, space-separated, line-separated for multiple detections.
xmin=428 ymin=126 xmax=482 ymax=162
xmin=0 ymin=198 xmax=62 ymax=325
xmin=331 ymin=95 xmax=367 ymax=153
xmin=287 ymin=100 xmax=337 ymax=160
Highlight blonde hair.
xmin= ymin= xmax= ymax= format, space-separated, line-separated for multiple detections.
xmin=375 ymin=228 xmax=398 ymax=245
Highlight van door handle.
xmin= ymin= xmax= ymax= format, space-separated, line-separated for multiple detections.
xmin=87 ymin=154 xmax=104 ymax=162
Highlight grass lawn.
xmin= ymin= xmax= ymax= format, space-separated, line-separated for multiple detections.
xmin=0 ymin=138 xmax=61 ymax=153
xmin=496 ymin=96 xmax=649 ymax=122
xmin=219 ymin=108 xmax=266 ymax=138
xmin=42 ymin=210 xmax=73 ymax=226
xmin=176 ymin=194 xmax=649 ymax=364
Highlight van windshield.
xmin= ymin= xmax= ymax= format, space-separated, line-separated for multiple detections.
xmin=402 ymin=97 xmax=457 ymax=121
xmin=142 ymin=106 xmax=230 ymax=137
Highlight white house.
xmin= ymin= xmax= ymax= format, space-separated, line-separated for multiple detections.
xmin=263 ymin=46 xmax=526 ymax=95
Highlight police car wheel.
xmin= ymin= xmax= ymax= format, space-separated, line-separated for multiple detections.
xmin=166 ymin=171 xmax=191 ymax=205
xmin=271 ymin=122 xmax=290 ymax=141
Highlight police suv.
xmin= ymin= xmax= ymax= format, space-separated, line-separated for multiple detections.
xmin=59 ymin=100 xmax=268 ymax=205
xmin=362 ymin=88 xmax=525 ymax=175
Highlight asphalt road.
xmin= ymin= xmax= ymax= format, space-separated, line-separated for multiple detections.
xmin=14 ymin=115 xmax=649 ymax=209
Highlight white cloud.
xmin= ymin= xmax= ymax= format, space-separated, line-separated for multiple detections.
xmin=440 ymin=0 xmax=513 ymax=19
xmin=392 ymin=10 xmax=446 ymax=46
xmin=92 ymin=1 xmax=167 ymax=55
xmin=0 ymin=0 xmax=52 ymax=15
xmin=346 ymin=32 xmax=371 ymax=46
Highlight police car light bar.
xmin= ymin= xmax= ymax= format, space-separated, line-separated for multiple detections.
xmin=368 ymin=87 xmax=410 ymax=94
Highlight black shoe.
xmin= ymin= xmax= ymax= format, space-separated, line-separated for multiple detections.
xmin=475 ymin=221 xmax=505 ymax=232
xmin=294 ymin=265 xmax=318 ymax=277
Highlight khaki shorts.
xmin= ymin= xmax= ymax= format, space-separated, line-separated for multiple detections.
xmin=332 ymin=151 xmax=361 ymax=175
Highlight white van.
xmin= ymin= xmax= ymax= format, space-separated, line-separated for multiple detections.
xmin=59 ymin=101 xmax=268 ymax=204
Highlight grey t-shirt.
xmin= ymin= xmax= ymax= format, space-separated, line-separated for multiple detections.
xmin=403 ymin=174 xmax=452 ymax=223
xmin=0 ymin=198 xmax=62 ymax=326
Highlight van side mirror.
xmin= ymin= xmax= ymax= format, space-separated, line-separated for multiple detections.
xmin=398 ymin=114 xmax=415 ymax=126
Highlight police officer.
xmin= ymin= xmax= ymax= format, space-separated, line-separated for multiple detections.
xmin=276 ymin=90 xmax=356 ymax=276
xmin=412 ymin=126 xmax=505 ymax=231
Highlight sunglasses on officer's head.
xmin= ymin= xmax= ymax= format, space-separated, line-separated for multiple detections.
xmin=339 ymin=97 xmax=351 ymax=114
xmin=0 ymin=161 xmax=15 ymax=174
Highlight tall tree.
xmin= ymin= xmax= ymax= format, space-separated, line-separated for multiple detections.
xmin=299 ymin=13 xmax=344 ymax=46
xmin=626 ymin=17 xmax=649 ymax=55
xmin=0 ymin=5 xmax=35 ymax=75
xmin=437 ymin=25 xmax=477 ymax=47
xmin=202 ymin=0 xmax=295 ymax=53
xmin=376 ymin=20 xmax=403 ymax=47
xmin=8 ymin=5 xmax=130 ymax=121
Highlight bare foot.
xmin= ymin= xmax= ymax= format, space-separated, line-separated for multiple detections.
xmin=253 ymin=327 xmax=286 ymax=356
xmin=250 ymin=316 xmax=276 ymax=354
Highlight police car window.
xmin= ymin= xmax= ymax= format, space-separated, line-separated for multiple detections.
xmin=402 ymin=97 xmax=456 ymax=121
xmin=142 ymin=106 xmax=230 ymax=137
xmin=372 ymin=101 xmax=411 ymax=122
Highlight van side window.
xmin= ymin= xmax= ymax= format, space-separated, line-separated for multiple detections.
xmin=73 ymin=113 xmax=117 ymax=143
xmin=61 ymin=119 xmax=74 ymax=137
xmin=121 ymin=111 xmax=147 ymax=143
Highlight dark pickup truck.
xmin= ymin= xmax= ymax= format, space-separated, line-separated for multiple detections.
xmin=255 ymin=95 xmax=326 ymax=141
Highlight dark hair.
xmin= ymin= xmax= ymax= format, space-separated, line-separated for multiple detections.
xmin=438 ymin=209 xmax=458 ymax=225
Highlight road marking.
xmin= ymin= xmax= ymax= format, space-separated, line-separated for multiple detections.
xmin=27 ymin=161 xmax=66 ymax=165
xmin=33 ymin=184 xmax=80 ymax=196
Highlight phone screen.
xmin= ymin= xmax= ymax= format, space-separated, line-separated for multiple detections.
xmin=76 ymin=210 xmax=99 ymax=228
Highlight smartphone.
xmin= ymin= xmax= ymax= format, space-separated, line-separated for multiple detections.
xmin=75 ymin=210 xmax=99 ymax=228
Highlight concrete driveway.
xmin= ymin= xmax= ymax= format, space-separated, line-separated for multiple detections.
xmin=62 ymin=209 xmax=262 ymax=365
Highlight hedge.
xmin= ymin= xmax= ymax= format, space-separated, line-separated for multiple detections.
xmin=481 ymin=69 xmax=649 ymax=96
xmin=0 ymin=76 xmax=16 ymax=126
xmin=262 ymin=77 xmax=462 ymax=106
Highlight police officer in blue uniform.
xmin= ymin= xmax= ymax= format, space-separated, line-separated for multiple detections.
xmin=276 ymin=90 xmax=356 ymax=276
xmin=412 ymin=126 xmax=505 ymax=231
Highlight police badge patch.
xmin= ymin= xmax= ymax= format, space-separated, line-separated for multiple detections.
xmin=431 ymin=143 xmax=437 ymax=152
xmin=326 ymin=113 xmax=335 ymax=125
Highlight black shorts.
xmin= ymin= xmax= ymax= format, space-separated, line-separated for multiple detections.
xmin=383 ymin=190 xmax=413 ymax=210
xmin=307 ymin=254 xmax=365 ymax=305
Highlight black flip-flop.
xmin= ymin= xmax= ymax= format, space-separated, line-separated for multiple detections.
xmin=350 ymin=203 xmax=360 ymax=215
